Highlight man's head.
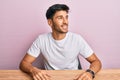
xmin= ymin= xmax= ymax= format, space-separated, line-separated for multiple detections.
xmin=46 ymin=4 xmax=69 ymax=19
xmin=46 ymin=4 xmax=69 ymax=34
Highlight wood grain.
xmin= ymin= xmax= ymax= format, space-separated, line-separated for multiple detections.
xmin=0 ymin=69 xmax=120 ymax=80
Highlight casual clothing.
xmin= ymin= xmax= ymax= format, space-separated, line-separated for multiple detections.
xmin=27 ymin=32 xmax=93 ymax=70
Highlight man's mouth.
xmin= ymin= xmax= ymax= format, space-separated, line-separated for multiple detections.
xmin=62 ymin=24 xmax=68 ymax=29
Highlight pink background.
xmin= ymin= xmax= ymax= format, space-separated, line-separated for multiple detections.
xmin=0 ymin=0 xmax=120 ymax=69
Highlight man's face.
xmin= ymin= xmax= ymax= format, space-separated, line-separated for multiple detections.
xmin=50 ymin=10 xmax=68 ymax=33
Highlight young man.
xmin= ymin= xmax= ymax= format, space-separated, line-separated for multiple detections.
xmin=20 ymin=4 xmax=102 ymax=80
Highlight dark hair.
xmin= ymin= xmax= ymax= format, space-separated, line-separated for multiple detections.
xmin=46 ymin=4 xmax=69 ymax=19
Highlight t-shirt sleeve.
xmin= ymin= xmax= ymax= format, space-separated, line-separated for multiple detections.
xmin=27 ymin=36 xmax=41 ymax=57
xmin=78 ymin=35 xmax=94 ymax=58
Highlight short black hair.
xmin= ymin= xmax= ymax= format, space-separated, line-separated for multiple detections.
xmin=46 ymin=4 xmax=69 ymax=19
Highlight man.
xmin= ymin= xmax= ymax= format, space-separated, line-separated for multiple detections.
xmin=19 ymin=4 xmax=102 ymax=80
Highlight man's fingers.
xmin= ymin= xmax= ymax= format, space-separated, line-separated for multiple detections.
xmin=38 ymin=72 xmax=46 ymax=80
xmin=73 ymin=74 xmax=80 ymax=80
xmin=32 ymin=70 xmax=51 ymax=80
xmin=42 ymin=71 xmax=51 ymax=80
xmin=86 ymin=74 xmax=92 ymax=80
xmin=76 ymin=72 xmax=92 ymax=80
xmin=45 ymin=73 xmax=51 ymax=77
xmin=43 ymin=71 xmax=51 ymax=77
xmin=43 ymin=74 xmax=51 ymax=80
xmin=33 ymin=74 xmax=41 ymax=80
xmin=78 ymin=73 xmax=85 ymax=79
xmin=80 ymin=76 xmax=90 ymax=80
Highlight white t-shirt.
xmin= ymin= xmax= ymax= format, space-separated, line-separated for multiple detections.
xmin=27 ymin=32 xmax=93 ymax=70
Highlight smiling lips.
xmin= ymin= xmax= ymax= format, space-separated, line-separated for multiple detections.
xmin=62 ymin=24 xmax=68 ymax=30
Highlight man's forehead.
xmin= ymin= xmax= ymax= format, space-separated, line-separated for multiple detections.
xmin=54 ymin=10 xmax=68 ymax=16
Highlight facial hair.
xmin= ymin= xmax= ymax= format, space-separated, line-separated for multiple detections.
xmin=52 ymin=22 xmax=68 ymax=34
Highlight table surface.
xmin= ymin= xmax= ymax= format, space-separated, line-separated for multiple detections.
xmin=0 ymin=69 xmax=120 ymax=80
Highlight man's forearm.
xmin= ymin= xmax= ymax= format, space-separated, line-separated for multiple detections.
xmin=19 ymin=60 xmax=36 ymax=74
xmin=89 ymin=59 xmax=102 ymax=74
xmin=86 ymin=53 xmax=102 ymax=74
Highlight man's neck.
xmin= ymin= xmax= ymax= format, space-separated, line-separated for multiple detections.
xmin=52 ymin=32 xmax=67 ymax=40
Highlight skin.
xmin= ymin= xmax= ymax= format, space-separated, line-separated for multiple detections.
xmin=19 ymin=10 xmax=102 ymax=80
xmin=48 ymin=10 xmax=69 ymax=40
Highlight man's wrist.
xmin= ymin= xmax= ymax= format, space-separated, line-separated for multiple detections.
xmin=86 ymin=69 xmax=95 ymax=78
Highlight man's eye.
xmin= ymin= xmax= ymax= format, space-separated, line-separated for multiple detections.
xmin=58 ymin=17 xmax=62 ymax=19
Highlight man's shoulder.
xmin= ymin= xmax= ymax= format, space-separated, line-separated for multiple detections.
xmin=35 ymin=33 xmax=51 ymax=41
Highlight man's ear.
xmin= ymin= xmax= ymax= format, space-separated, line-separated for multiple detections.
xmin=47 ymin=19 xmax=52 ymax=27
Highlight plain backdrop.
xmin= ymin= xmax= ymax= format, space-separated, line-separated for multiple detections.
xmin=0 ymin=0 xmax=120 ymax=69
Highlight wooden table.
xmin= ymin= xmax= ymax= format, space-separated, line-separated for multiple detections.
xmin=0 ymin=69 xmax=120 ymax=80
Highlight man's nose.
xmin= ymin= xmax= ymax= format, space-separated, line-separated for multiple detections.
xmin=63 ymin=18 xmax=68 ymax=24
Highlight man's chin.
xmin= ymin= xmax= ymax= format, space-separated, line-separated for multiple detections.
xmin=60 ymin=31 xmax=68 ymax=34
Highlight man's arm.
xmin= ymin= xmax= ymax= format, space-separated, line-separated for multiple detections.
xmin=86 ymin=53 xmax=102 ymax=74
xmin=19 ymin=53 xmax=51 ymax=80
xmin=19 ymin=54 xmax=36 ymax=74
xmin=74 ymin=53 xmax=102 ymax=80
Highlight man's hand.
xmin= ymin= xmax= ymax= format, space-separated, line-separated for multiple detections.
xmin=30 ymin=67 xmax=51 ymax=80
xmin=73 ymin=72 xmax=93 ymax=80
xmin=73 ymin=53 xmax=101 ymax=80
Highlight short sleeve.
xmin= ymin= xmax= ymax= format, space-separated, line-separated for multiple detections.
xmin=27 ymin=36 xmax=41 ymax=57
xmin=78 ymin=36 xmax=94 ymax=58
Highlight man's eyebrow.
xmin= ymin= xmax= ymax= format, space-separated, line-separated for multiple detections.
xmin=56 ymin=15 xmax=68 ymax=18
xmin=56 ymin=15 xmax=63 ymax=17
